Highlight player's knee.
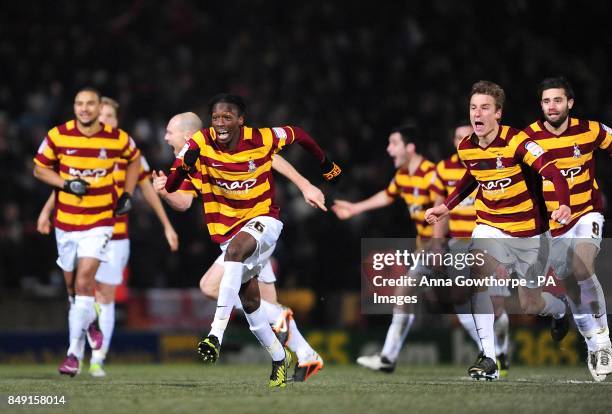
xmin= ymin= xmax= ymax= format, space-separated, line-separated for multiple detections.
xmin=95 ymin=288 xmax=115 ymax=304
xmin=241 ymin=296 xmax=260 ymax=314
xmin=75 ymin=278 xmax=94 ymax=295
xmin=571 ymin=264 xmax=592 ymax=281
xmin=225 ymin=242 xmax=252 ymax=263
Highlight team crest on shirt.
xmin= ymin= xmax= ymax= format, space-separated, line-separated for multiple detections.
xmin=248 ymin=159 xmax=256 ymax=173
xmin=573 ymin=143 xmax=581 ymax=158
xmin=496 ymin=155 xmax=503 ymax=169
xmin=99 ymin=148 xmax=107 ymax=160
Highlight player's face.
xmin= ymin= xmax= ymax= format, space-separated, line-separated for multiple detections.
xmin=453 ymin=125 xmax=473 ymax=148
xmin=98 ymin=104 xmax=118 ymax=128
xmin=541 ymin=88 xmax=574 ymax=128
xmin=164 ymin=117 xmax=188 ymax=154
xmin=211 ymin=103 xmax=244 ymax=145
xmin=74 ymin=91 xmax=101 ymax=127
xmin=469 ymin=94 xmax=501 ymax=139
xmin=386 ymin=132 xmax=409 ymax=168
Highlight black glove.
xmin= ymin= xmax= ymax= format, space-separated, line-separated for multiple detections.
xmin=115 ymin=192 xmax=133 ymax=215
xmin=180 ymin=148 xmax=199 ymax=173
xmin=321 ymin=156 xmax=342 ymax=184
xmin=63 ymin=178 xmax=89 ymax=196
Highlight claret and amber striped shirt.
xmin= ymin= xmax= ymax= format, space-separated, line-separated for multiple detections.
xmin=385 ymin=158 xmax=443 ymax=239
xmin=450 ymin=125 xmax=568 ymax=237
xmin=524 ymin=118 xmax=612 ymax=236
xmin=435 ymin=154 xmax=477 ymax=238
xmin=172 ymin=125 xmax=325 ymax=244
xmin=34 ymin=120 xmax=140 ymax=232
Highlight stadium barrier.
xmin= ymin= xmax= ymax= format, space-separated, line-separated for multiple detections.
xmin=0 ymin=326 xmax=581 ymax=366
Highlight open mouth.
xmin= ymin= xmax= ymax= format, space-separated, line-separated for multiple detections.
xmin=217 ymin=129 xmax=229 ymax=140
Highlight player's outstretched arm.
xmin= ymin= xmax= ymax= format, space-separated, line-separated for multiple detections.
xmin=272 ymin=154 xmax=326 ymax=211
xmin=37 ymin=191 xmax=56 ymax=235
xmin=332 ymin=190 xmax=393 ymax=220
xmin=427 ymin=171 xmax=477 ymax=225
xmin=442 ymin=171 xmax=478 ymax=211
xmin=286 ymin=127 xmax=342 ymax=184
xmin=152 ymin=170 xmax=194 ymax=212
xmin=139 ymin=178 xmax=179 ymax=251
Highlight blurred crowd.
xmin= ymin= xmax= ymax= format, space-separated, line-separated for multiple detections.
xmin=1 ymin=1 xmax=612 ymax=312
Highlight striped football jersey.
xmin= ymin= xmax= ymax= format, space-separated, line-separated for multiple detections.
xmin=456 ymin=125 xmax=554 ymax=237
xmin=34 ymin=120 xmax=140 ymax=232
xmin=523 ymin=118 xmax=612 ymax=236
xmin=385 ymin=158 xmax=443 ymax=238
xmin=176 ymin=125 xmax=319 ymax=244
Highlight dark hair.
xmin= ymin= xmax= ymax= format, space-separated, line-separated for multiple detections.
xmin=538 ymin=76 xmax=575 ymax=100
xmin=76 ymin=86 xmax=101 ymax=101
xmin=390 ymin=124 xmax=423 ymax=153
xmin=208 ymin=93 xmax=246 ymax=116
xmin=470 ymin=80 xmax=505 ymax=110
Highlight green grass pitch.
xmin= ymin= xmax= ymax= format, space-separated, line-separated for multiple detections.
xmin=1 ymin=364 xmax=610 ymax=414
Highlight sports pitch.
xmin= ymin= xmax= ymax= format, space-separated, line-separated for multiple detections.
xmin=1 ymin=364 xmax=610 ymax=414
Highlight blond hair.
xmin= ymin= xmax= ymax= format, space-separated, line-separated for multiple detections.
xmin=101 ymin=96 xmax=119 ymax=113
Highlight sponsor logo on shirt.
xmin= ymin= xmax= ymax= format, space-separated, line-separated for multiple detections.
xmin=525 ymin=141 xmax=545 ymax=158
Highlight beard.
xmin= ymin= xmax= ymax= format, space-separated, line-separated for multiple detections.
xmin=545 ymin=110 xmax=569 ymax=129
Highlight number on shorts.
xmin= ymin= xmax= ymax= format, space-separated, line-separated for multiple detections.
xmin=245 ymin=220 xmax=265 ymax=233
xmin=592 ymin=222 xmax=600 ymax=237
xmin=102 ymin=234 xmax=111 ymax=249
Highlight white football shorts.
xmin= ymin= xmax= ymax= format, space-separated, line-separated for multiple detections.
xmin=549 ymin=212 xmax=604 ymax=279
xmin=95 ymin=239 xmax=130 ymax=285
xmin=218 ymin=216 xmax=283 ymax=283
xmin=470 ymin=224 xmax=550 ymax=289
xmin=55 ymin=226 xmax=113 ymax=272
